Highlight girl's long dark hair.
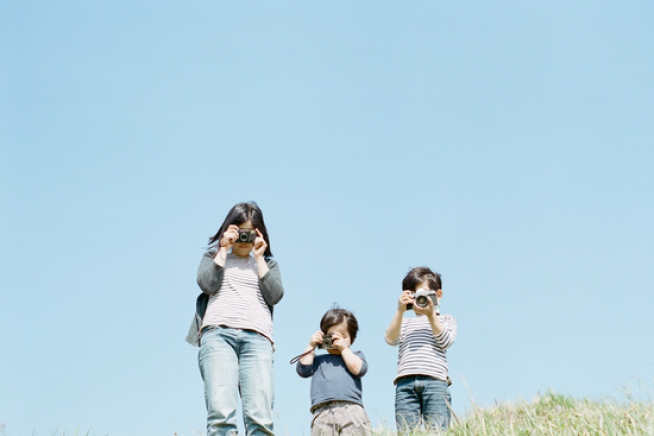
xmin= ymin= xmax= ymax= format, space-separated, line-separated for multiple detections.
xmin=208 ymin=201 xmax=273 ymax=257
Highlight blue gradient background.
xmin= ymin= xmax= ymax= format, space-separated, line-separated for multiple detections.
xmin=2 ymin=1 xmax=653 ymax=435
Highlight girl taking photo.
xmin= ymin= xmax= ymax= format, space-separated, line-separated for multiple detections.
xmin=186 ymin=201 xmax=284 ymax=436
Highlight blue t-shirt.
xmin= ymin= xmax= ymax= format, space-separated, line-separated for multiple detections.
xmin=296 ymin=351 xmax=368 ymax=411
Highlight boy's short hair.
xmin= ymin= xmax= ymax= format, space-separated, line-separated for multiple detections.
xmin=320 ymin=306 xmax=359 ymax=344
xmin=402 ymin=266 xmax=442 ymax=291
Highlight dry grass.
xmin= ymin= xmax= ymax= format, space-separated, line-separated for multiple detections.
xmin=4 ymin=385 xmax=653 ymax=436
xmin=373 ymin=386 xmax=654 ymax=436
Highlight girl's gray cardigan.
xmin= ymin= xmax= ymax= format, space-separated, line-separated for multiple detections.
xmin=185 ymin=252 xmax=284 ymax=346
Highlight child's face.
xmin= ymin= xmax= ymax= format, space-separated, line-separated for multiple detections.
xmin=326 ymin=321 xmax=351 ymax=354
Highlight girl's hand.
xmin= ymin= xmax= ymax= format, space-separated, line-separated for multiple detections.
xmin=220 ymin=225 xmax=240 ymax=249
xmin=330 ymin=332 xmax=351 ymax=351
xmin=398 ymin=290 xmax=413 ymax=312
xmin=252 ymin=228 xmax=267 ymax=259
xmin=309 ymin=331 xmax=323 ymax=348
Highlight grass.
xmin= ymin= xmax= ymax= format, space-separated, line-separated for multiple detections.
xmin=373 ymin=387 xmax=654 ymax=436
xmin=3 ymin=386 xmax=653 ymax=435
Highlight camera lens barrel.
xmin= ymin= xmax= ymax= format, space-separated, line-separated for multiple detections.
xmin=237 ymin=230 xmax=255 ymax=243
xmin=321 ymin=335 xmax=333 ymax=349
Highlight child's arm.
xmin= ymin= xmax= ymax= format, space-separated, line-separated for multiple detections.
xmin=385 ymin=290 xmax=413 ymax=343
xmin=331 ymin=332 xmax=365 ymax=376
xmin=433 ymin=315 xmax=457 ymax=349
xmin=340 ymin=348 xmax=364 ymax=376
xmin=414 ymin=300 xmax=444 ymax=336
xmin=299 ymin=331 xmax=323 ymax=366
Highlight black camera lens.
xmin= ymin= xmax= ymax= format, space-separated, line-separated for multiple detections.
xmin=238 ymin=230 xmax=255 ymax=243
xmin=321 ymin=335 xmax=333 ymax=349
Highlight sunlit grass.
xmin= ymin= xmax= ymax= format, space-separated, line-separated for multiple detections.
xmin=373 ymin=384 xmax=654 ymax=436
xmin=3 ymin=384 xmax=653 ymax=435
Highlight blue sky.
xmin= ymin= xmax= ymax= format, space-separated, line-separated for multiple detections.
xmin=2 ymin=1 xmax=653 ymax=435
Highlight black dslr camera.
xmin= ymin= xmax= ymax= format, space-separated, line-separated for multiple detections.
xmin=237 ymin=229 xmax=257 ymax=243
xmin=318 ymin=334 xmax=335 ymax=350
xmin=406 ymin=290 xmax=437 ymax=310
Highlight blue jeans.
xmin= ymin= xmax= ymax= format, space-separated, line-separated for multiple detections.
xmin=395 ymin=376 xmax=451 ymax=433
xmin=198 ymin=326 xmax=275 ymax=436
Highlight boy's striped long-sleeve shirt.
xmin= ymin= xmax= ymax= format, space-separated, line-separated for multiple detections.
xmin=385 ymin=313 xmax=457 ymax=383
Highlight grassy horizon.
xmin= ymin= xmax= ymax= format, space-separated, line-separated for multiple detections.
xmin=373 ymin=385 xmax=654 ymax=436
xmin=4 ymin=386 xmax=653 ymax=436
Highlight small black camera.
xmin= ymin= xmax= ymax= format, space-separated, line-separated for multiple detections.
xmin=237 ymin=229 xmax=257 ymax=243
xmin=318 ymin=334 xmax=335 ymax=349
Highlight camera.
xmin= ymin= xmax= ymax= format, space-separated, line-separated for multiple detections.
xmin=407 ymin=290 xmax=437 ymax=310
xmin=237 ymin=229 xmax=257 ymax=243
xmin=318 ymin=334 xmax=335 ymax=349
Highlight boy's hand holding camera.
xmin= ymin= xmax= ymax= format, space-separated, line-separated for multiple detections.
xmin=308 ymin=331 xmax=324 ymax=349
xmin=324 ymin=332 xmax=351 ymax=352
xmin=387 ymin=287 xmax=445 ymax=343
xmin=307 ymin=331 xmax=351 ymax=351
xmin=410 ymin=292 xmax=436 ymax=317
xmin=397 ymin=290 xmax=414 ymax=312
xmin=299 ymin=329 xmax=362 ymax=375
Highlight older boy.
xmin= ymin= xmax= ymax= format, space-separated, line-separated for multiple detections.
xmin=384 ymin=267 xmax=457 ymax=433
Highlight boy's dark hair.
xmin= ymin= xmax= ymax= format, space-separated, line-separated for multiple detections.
xmin=402 ymin=266 xmax=442 ymax=291
xmin=320 ymin=306 xmax=359 ymax=344
xmin=208 ymin=201 xmax=272 ymax=257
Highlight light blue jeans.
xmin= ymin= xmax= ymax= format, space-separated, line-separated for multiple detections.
xmin=199 ymin=326 xmax=275 ymax=436
xmin=395 ymin=375 xmax=451 ymax=433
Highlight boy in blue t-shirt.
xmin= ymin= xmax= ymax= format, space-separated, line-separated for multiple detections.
xmin=296 ymin=307 xmax=371 ymax=436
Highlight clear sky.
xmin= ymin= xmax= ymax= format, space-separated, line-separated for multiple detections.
xmin=2 ymin=1 xmax=653 ymax=435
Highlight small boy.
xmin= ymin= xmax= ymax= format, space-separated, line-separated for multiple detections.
xmin=296 ymin=307 xmax=371 ymax=436
xmin=385 ymin=266 xmax=457 ymax=433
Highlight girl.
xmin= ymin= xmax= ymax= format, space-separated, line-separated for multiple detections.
xmin=295 ymin=307 xmax=371 ymax=436
xmin=186 ymin=201 xmax=284 ymax=436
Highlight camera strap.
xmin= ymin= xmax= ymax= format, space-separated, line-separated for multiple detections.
xmin=289 ymin=349 xmax=315 ymax=365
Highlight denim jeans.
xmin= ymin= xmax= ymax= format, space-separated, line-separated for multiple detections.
xmin=199 ymin=326 xmax=275 ymax=436
xmin=395 ymin=375 xmax=451 ymax=433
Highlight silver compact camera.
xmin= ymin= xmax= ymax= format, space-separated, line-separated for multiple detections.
xmin=318 ymin=334 xmax=335 ymax=350
xmin=237 ymin=229 xmax=257 ymax=243
xmin=407 ymin=290 xmax=437 ymax=310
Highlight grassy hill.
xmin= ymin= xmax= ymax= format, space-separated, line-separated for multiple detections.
xmin=4 ymin=389 xmax=653 ymax=435
xmin=374 ymin=390 xmax=654 ymax=436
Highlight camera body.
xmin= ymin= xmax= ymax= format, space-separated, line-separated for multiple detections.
xmin=237 ymin=229 xmax=257 ymax=243
xmin=407 ymin=289 xmax=437 ymax=310
xmin=318 ymin=334 xmax=335 ymax=350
